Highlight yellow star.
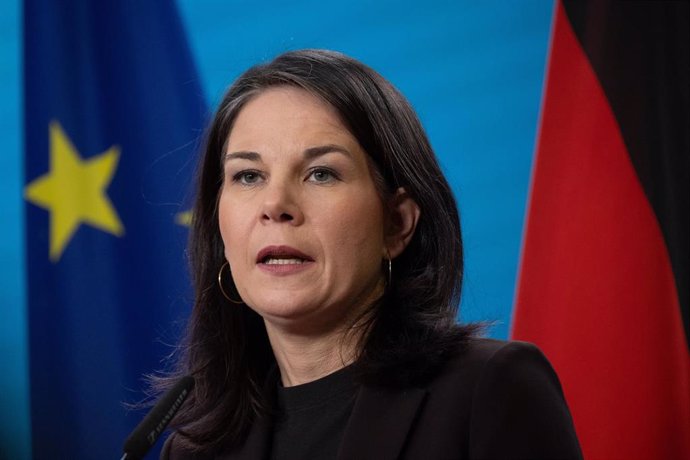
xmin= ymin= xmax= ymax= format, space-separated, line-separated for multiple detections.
xmin=25 ymin=121 xmax=125 ymax=262
xmin=175 ymin=210 xmax=192 ymax=227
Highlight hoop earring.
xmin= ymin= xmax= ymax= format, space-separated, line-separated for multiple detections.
xmin=384 ymin=250 xmax=392 ymax=287
xmin=387 ymin=258 xmax=392 ymax=286
xmin=218 ymin=262 xmax=244 ymax=304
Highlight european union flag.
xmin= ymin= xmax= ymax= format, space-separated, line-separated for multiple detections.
xmin=24 ymin=1 xmax=207 ymax=457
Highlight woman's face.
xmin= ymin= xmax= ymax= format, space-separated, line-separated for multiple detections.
xmin=218 ymin=87 xmax=387 ymax=334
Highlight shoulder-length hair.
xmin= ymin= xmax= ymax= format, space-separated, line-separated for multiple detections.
xmin=161 ymin=49 xmax=477 ymax=453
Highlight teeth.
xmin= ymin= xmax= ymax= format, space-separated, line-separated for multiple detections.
xmin=264 ymin=258 xmax=304 ymax=265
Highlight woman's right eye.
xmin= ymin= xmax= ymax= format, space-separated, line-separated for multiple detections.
xmin=231 ymin=170 xmax=263 ymax=185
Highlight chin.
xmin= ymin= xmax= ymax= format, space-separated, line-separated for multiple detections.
xmin=247 ymin=295 xmax=320 ymax=320
xmin=249 ymin=296 xmax=353 ymax=334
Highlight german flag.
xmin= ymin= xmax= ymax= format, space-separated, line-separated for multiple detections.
xmin=512 ymin=1 xmax=689 ymax=459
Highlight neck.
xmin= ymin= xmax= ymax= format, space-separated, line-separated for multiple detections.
xmin=263 ymin=278 xmax=384 ymax=387
xmin=265 ymin=322 xmax=361 ymax=387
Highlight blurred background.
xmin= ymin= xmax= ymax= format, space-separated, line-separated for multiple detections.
xmin=4 ymin=0 xmax=638 ymax=458
xmin=4 ymin=1 xmax=690 ymax=459
xmin=4 ymin=1 xmax=556 ymax=458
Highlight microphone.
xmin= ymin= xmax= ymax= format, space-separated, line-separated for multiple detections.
xmin=121 ymin=376 xmax=195 ymax=460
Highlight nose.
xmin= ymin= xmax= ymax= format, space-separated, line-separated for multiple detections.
xmin=260 ymin=179 xmax=304 ymax=225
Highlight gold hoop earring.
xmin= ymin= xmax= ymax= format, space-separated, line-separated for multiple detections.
xmin=218 ymin=262 xmax=244 ymax=304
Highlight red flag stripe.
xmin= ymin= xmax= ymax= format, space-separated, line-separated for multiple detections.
xmin=512 ymin=3 xmax=690 ymax=459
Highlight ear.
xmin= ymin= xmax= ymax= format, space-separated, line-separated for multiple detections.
xmin=384 ymin=187 xmax=420 ymax=259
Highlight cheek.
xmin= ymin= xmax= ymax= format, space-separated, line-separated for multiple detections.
xmin=217 ymin=194 xmax=248 ymax=260
xmin=319 ymin=194 xmax=386 ymax=266
xmin=217 ymin=195 xmax=231 ymax=245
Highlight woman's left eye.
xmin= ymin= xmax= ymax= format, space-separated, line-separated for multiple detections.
xmin=307 ymin=168 xmax=339 ymax=183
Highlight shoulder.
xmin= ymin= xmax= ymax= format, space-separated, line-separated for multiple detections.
xmin=448 ymin=338 xmax=582 ymax=459
xmin=467 ymin=338 xmax=564 ymax=394
xmin=452 ymin=337 xmax=546 ymax=366
xmin=431 ymin=338 xmax=575 ymax=433
xmin=444 ymin=338 xmax=571 ymax=416
xmin=402 ymin=339 xmax=558 ymax=430
xmin=427 ymin=338 xmax=552 ymax=391
xmin=400 ymin=338 xmax=582 ymax=459
xmin=385 ymin=338 xmax=581 ymax=459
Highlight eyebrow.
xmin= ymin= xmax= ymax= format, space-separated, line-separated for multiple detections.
xmin=224 ymin=151 xmax=261 ymax=162
xmin=303 ymin=144 xmax=352 ymax=159
xmin=224 ymin=144 xmax=352 ymax=163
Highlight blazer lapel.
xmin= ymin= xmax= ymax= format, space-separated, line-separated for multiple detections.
xmin=337 ymin=384 xmax=427 ymax=460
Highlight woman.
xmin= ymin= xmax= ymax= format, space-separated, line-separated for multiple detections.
xmin=160 ymin=49 xmax=582 ymax=459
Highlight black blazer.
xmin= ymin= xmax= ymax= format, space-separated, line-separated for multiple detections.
xmin=161 ymin=339 xmax=582 ymax=459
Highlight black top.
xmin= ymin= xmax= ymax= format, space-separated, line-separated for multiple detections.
xmin=270 ymin=366 xmax=358 ymax=460
xmin=161 ymin=339 xmax=583 ymax=459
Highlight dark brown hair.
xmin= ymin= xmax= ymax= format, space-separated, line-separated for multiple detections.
xmin=159 ymin=49 xmax=477 ymax=453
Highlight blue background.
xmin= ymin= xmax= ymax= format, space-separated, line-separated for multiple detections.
xmin=0 ymin=0 xmax=554 ymax=457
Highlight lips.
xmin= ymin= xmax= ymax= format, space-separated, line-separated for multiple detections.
xmin=256 ymin=245 xmax=314 ymax=265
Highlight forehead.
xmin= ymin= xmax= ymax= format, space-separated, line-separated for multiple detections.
xmin=227 ymin=87 xmax=354 ymax=150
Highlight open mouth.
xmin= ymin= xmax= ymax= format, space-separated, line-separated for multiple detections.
xmin=263 ymin=257 xmax=307 ymax=265
xmin=257 ymin=245 xmax=314 ymax=266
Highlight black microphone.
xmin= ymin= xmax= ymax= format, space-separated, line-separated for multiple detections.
xmin=121 ymin=376 xmax=195 ymax=460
